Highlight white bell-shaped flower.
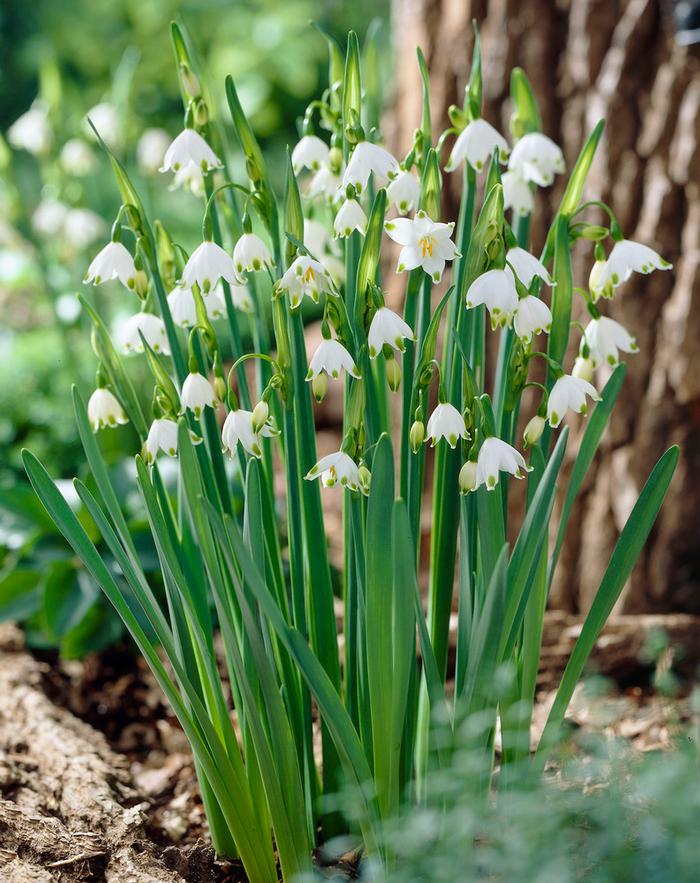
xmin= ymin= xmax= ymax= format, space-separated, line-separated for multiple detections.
xmin=120 ymin=313 xmax=170 ymax=355
xmin=305 ymin=451 xmax=361 ymax=492
xmin=445 ymin=119 xmax=509 ymax=173
xmin=342 ymin=141 xmax=399 ymax=193
xmin=304 ymin=218 xmax=334 ymax=257
xmin=144 ymin=419 xmax=179 ymax=462
xmin=277 ymin=256 xmax=333 ymax=308
xmin=572 ymin=355 xmax=595 ymax=383
xmin=426 ymin=402 xmax=468 ymax=448
xmin=160 ymin=128 xmax=222 ymax=173
xmin=64 ymin=209 xmax=104 ymax=251
xmin=292 ymin=135 xmax=330 ymax=173
xmin=385 ymin=211 xmax=459 ymax=282
xmin=137 ymin=128 xmax=171 ymax=174
xmin=87 ymin=388 xmax=128 ymax=431
xmin=594 ymin=239 xmax=671 ymax=295
xmin=367 ymin=307 xmax=415 ymax=358
xmin=181 ymin=372 xmax=217 ymax=417
xmin=334 ymin=199 xmax=367 ymax=238
xmin=502 ymin=171 xmax=534 ymax=217
xmin=84 ymin=241 xmax=137 ymax=288
xmin=582 ymin=316 xmax=638 ymax=367
xmin=85 ymin=103 xmax=121 ymax=149
xmin=306 ymin=338 xmax=360 ymax=381
xmin=513 ymin=296 xmax=553 ymax=342
xmin=167 ymin=285 xmax=228 ymax=327
xmin=508 ymin=133 xmax=565 ymax=186
xmin=465 ymin=268 xmax=519 ymax=329
xmin=547 ymin=374 xmax=600 ymax=428
xmin=506 ymin=247 xmax=554 ymax=288
xmin=228 ymin=281 xmax=254 ymax=313
xmin=180 ymin=241 xmax=240 ymax=293
xmin=476 ymin=437 xmax=532 ymax=491
xmin=8 ymin=105 xmax=52 ymax=155
xmin=233 ymin=233 xmax=273 ymax=274
xmin=60 ymin=139 xmax=96 ymax=176
xmin=387 ymin=169 xmax=421 ymax=214
xmin=171 ymin=161 xmax=205 ymax=197
xmin=222 ymin=408 xmax=278 ymax=459
xmin=307 ymin=166 xmax=342 ymax=202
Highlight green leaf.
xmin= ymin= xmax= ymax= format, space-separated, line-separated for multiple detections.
xmin=357 ymin=188 xmax=387 ymax=302
xmin=547 ymin=216 xmax=573 ymax=371
xmin=0 ymin=570 xmax=42 ymax=621
xmin=342 ymin=31 xmax=362 ymax=129
xmin=559 ymin=120 xmax=605 ymax=219
xmin=44 ymin=561 xmax=99 ymax=638
xmin=509 ymin=68 xmax=542 ymax=136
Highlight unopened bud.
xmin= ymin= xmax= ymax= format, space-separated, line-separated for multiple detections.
xmin=410 ymin=420 xmax=425 ymax=453
xmin=523 ymin=415 xmax=545 ymax=449
xmin=194 ymin=100 xmax=209 ymax=128
xmin=358 ymin=463 xmax=371 ymax=496
xmin=329 ymin=146 xmax=343 ymax=174
xmin=572 ymin=355 xmax=594 ymax=383
xmin=385 ymin=356 xmax=401 ymax=392
xmin=180 ymin=64 xmax=201 ymax=99
xmin=132 ymin=269 xmax=149 ymax=298
xmin=312 ymin=373 xmax=329 ymax=403
xmin=580 ymin=225 xmax=608 ymax=242
xmin=252 ymin=400 xmax=269 ymax=433
xmin=214 ymin=376 xmax=227 ymax=403
xmin=588 ymin=259 xmax=609 ymax=301
xmin=458 ymin=461 xmax=478 ymax=494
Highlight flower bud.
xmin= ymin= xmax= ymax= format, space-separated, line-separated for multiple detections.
xmin=180 ymin=64 xmax=201 ymax=98
xmin=580 ymin=225 xmax=608 ymax=242
xmin=132 ymin=269 xmax=149 ymax=298
xmin=588 ymin=259 xmax=609 ymax=301
xmin=410 ymin=420 xmax=425 ymax=453
xmin=194 ymin=100 xmax=209 ymax=128
xmin=572 ymin=355 xmax=595 ymax=383
xmin=214 ymin=376 xmax=227 ymax=403
xmin=252 ymin=400 xmax=269 ymax=433
xmin=358 ymin=463 xmax=371 ymax=496
xmin=523 ymin=415 xmax=545 ymax=449
xmin=329 ymin=146 xmax=343 ymax=174
xmin=312 ymin=373 xmax=329 ymax=403
xmin=385 ymin=356 xmax=402 ymax=392
xmin=458 ymin=461 xmax=478 ymax=494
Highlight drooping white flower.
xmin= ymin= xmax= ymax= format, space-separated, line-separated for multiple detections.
xmin=387 ymin=169 xmax=421 ymax=214
xmin=137 ymin=128 xmax=171 ymax=174
xmin=305 ymin=451 xmax=361 ymax=492
xmin=32 ymin=199 xmax=69 ymax=238
xmin=593 ymin=239 xmax=672 ymax=296
xmin=459 ymin=460 xmax=478 ymax=494
xmin=506 ymin=247 xmax=554 ymax=288
xmin=547 ymin=374 xmax=600 ymax=428
xmin=582 ymin=316 xmax=638 ymax=367
xmin=292 ymin=135 xmax=330 ymax=173
xmin=465 ymin=268 xmax=519 ymax=329
xmin=63 ymin=208 xmax=104 ymax=250
xmin=307 ymin=165 xmax=343 ymax=202
xmin=233 ymin=233 xmax=273 ymax=274
xmin=167 ymin=285 xmax=228 ymax=326
xmin=276 ymin=255 xmax=333 ymax=309
xmin=144 ymin=418 xmax=179 ymax=462
xmin=204 ymin=284 xmax=227 ymax=319
xmin=572 ymin=355 xmax=595 ymax=383
xmin=87 ymin=388 xmax=128 ymax=431
xmin=60 ymin=139 xmax=96 ymax=176
xmin=180 ymin=241 xmax=240 ymax=293
xmin=181 ymin=373 xmax=218 ymax=417
xmin=385 ymin=211 xmax=459 ymax=282
xmin=222 ymin=408 xmax=277 ymax=459
xmin=343 ymin=141 xmax=399 ymax=193
xmin=426 ymin=402 xmax=468 ymax=448
xmin=502 ymin=171 xmax=534 ymax=217
xmin=475 ymin=437 xmax=532 ymax=491
xmin=228 ymin=281 xmax=254 ymax=313
xmin=119 ymin=313 xmax=170 ymax=355
xmin=334 ymin=199 xmax=367 ymax=238
xmin=170 ymin=160 xmax=206 ymax=197
xmin=8 ymin=105 xmax=52 ymax=155
xmin=445 ymin=119 xmax=509 ymax=173
xmin=160 ymin=129 xmax=222 ymax=174
xmin=367 ymin=307 xmax=415 ymax=357
xmin=85 ymin=241 xmax=137 ymax=288
xmin=85 ymin=102 xmax=121 ymax=149
xmin=304 ymin=218 xmax=333 ymax=257
xmin=523 ymin=415 xmax=546 ymax=448
xmin=513 ymin=295 xmax=553 ymax=342
xmin=508 ymin=133 xmax=565 ymax=186
xmin=306 ymin=339 xmax=360 ymax=381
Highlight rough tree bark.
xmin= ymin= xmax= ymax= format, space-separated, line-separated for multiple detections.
xmin=389 ymin=0 xmax=700 ymax=613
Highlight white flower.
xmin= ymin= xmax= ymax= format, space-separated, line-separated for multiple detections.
xmin=475 ymin=437 xmax=532 ymax=491
xmin=502 ymin=171 xmax=534 ymax=217
xmin=144 ymin=418 xmax=179 ymax=462
xmin=180 ymin=241 xmax=240 ymax=293
xmin=547 ymin=375 xmax=600 ymax=428
xmin=387 ymin=170 xmax=420 ymax=214
xmin=513 ymin=296 xmax=552 ymax=342
xmin=32 ymin=199 xmax=68 ymax=238
xmin=8 ymin=105 xmax=52 ymax=155
xmin=167 ymin=285 xmax=227 ymax=327
xmin=228 ymin=281 xmax=254 ymax=313
xmin=292 ymin=135 xmax=330 ymax=173
xmin=181 ymin=373 xmax=217 ymax=417
xmin=593 ymin=239 xmax=672 ymax=296
xmin=426 ymin=402 xmax=468 ymax=448
xmin=572 ymin=355 xmax=595 ymax=383
xmin=385 ymin=211 xmax=459 ymax=282
xmin=87 ymin=388 xmax=128 ymax=431
xmin=465 ymin=268 xmax=519 ymax=329
xmin=305 ymin=451 xmax=361 ymax=492
xmin=506 ymin=247 xmax=554 ymax=288
xmin=233 ymin=233 xmax=273 ymax=274
xmin=304 ymin=219 xmax=333 ymax=257
xmin=222 ymin=408 xmax=277 ymax=459
xmin=171 ymin=161 xmax=206 ymax=197
xmin=137 ymin=128 xmax=171 ymax=174
xmin=367 ymin=307 xmax=414 ymax=357
xmin=523 ymin=415 xmax=546 ymax=448
xmin=85 ymin=102 xmax=121 ymax=149
xmin=277 ymin=256 xmax=332 ymax=309
xmin=120 ymin=313 xmax=170 ymax=355
xmin=342 ymin=141 xmax=399 ymax=193
xmin=60 ymin=139 xmax=96 ymax=175
xmin=63 ymin=208 xmax=104 ymax=250
xmin=306 ymin=339 xmax=360 ymax=381
xmin=160 ymin=129 xmax=222 ymax=174
xmin=204 ymin=284 xmax=227 ymax=319
xmin=307 ymin=166 xmax=342 ymax=202
xmin=508 ymin=133 xmax=565 ymax=186
xmin=84 ymin=241 xmax=137 ymax=288
xmin=334 ymin=199 xmax=367 ymax=238
xmin=445 ymin=119 xmax=509 ymax=173
xmin=582 ymin=316 xmax=638 ymax=367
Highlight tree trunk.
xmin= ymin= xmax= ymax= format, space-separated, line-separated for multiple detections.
xmin=389 ymin=0 xmax=700 ymax=613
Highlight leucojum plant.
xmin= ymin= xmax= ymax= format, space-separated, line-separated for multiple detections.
xmin=23 ymin=22 xmax=678 ymax=883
